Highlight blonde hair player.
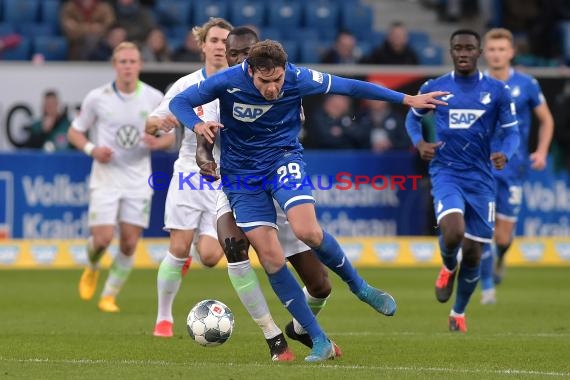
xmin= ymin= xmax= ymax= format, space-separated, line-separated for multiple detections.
xmin=69 ymin=42 xmax=174 ymax=312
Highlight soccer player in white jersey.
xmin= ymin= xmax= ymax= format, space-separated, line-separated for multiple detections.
xmin=145 ymin=18 xmax=232 ymax=338
xmin=69 ymin=42 xmax=173 ymax=312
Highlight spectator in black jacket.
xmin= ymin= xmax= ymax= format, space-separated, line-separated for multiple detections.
xmin=361 ymin=21 xmax=419 ymax=65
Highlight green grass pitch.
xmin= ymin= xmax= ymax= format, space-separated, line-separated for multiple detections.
xmin=1 ymin=267 xmax=569 ymax=379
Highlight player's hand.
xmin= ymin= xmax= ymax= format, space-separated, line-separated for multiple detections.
xmin=530 ymin=150 xmax=547 ymax=170
xmin=142 ymin=134 xmax=163 ymax=151
xmin=404 ymin=91 xmax=450 ymax=109
xmin=92 ymin=146 xmax=113 ymax=163
xmin=417 ymin=140 xmax=441 ymax=161
xmin=199 ymin=161 xmax=220 ymax=182
xmin=194 ymin=121 xmax=223 ymax=144
xmin=491 ymin=152 xmax=507 ymax=169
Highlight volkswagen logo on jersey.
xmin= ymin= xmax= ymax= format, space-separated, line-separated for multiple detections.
xmin=232 ymin=102 xmax=273 ymax=122
xmin=116 ymin=124 xmax=140 ymax=149
xmin=449 ymin=109 xmax=485 ymax=129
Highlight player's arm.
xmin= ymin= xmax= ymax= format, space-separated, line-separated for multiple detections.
xmin=530 ymin=86 xmax=554 ymax=170
xmin=404 ymin=81 xmax=441 ymax=160
xmin=145 ymin=115 xmax=180 ymax=135
xmin=169 ymin=78 xmax=221 ymax=143
xmin=492 ymin=85 xmax=520 ymax=169
xmin=196 ymin=134 xmax=219 ymax=181
xmin=143 ymin=132 xmax=176 ymax=151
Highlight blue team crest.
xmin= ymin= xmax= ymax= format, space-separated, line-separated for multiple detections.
xmin=519 ymin=242 xmax=544 ymax=262
xmin=373 ymin=243 xmax=399 ymax=262
xmin=480 ymin=92 xmax=492 ymax=105
xmin=410 ymin=242 xmax=436 ymax=262
xmin=555 ymin=243 xmax=570 ymax=260
xmin=510 ymin=86 xmax=521 ymax=98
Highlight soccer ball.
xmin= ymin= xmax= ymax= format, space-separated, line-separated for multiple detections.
xmin=186 ymin=299 xmax=234 ymax=347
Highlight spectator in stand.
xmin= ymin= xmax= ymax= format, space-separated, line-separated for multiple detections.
xmin=22 ymin=90 xmax=72 ymax=152
xmin=320 ymin=30 xmax=359 ymax=64
xmin=114 ymin=0 xmax=155 ymax=45
xmin=0 ymin=33 xmax=22 ymax=58
xmin=88 ymin=24 xmax=127 ymax=61
xmin=361 ymin=21 xmax=419 ymax=65
xmin=141 ymin=27 xmax=171 ymax=62
xmin=171 ymin=30 xmax=202 ymax=63
xmin=358 ymin=100 xmax=410 ymax=153
xmin=60 ymin=0 xmax=116 ymax=60
xmin=308 ymin=95 xmax=369 ymax=149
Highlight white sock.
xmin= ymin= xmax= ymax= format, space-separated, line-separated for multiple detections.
xmin=450 ymin=309 xmax=465 ymax=317
xmin=293 ymin=286 xmax=329 ymax=335
xmin=156 ymin=251 xmax=186 ymax=323
xmin=228 ymin=260 xmax=282 ymax=339
xmin=100 ymin=251 xmax=134 ymax=298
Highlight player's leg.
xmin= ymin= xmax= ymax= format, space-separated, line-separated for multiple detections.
xmin=449 ymin=194 xmax=495 ymax=332
xmin=493 ymin=217 xmax=516 ymax=283
xmin=217 ymin=208 xmax=293 ymax=361
xmin=194 ymin=210 xmax=224 ymax=268
xmin=98 ymin=221 xmax=142 ymax=312
xmin=79 ymin=187 xmax=119 ymax=301
xmin=244 ymin=225 xmax=334 ymax=362
xmin=154 ymin=179 xmax=199 ymax=336
xmin=286 ymin=202 xmax=396 ymax=316
xmin=432 ymin=179 xmax=465 ymax=303
xmin=479 ymin=241 xmax=496 ymax=304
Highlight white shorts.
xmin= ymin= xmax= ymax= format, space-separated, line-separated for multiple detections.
xmin=216 ymin=191 xmax=310 ymax=257
xmin=88 ymin=187 xmax=151 ymax=228
xmin=164 ymin=172 xmax=217 ymax=239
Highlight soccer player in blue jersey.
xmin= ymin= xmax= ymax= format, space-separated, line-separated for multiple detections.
xmin=405 ymin=29 xmax=520 ymax=332
xmin=479 ymin=28 xmax=554 ymax=304
xmin=169 ymin=40 xmax=448 ymax=361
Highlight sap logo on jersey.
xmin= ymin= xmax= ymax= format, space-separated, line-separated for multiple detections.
xmin=449 ymin=109 xmax=485 ymax=129
xmin=233 ymin=102 xmax=273 ymax=122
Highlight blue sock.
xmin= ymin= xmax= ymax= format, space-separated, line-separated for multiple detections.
xmin=439 ymin=235 xmax=460 ymax=271
xmin=480 ymin=243 xmax=494 ymax=291
xmin=312 ymin=230 xmax=365 ymax=293
xmin=453 ymin=263 xmax=480 ymax=314
xmin=267 ymin=265 xmax=324 ymax=340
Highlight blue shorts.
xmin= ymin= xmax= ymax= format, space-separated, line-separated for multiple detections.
xmin=431 ymin=174 xmax=495 ymax=243
xmin=223 ymin=157 xmax=315 ymax=231
xmin=494 ymin=175 xmax=522 ymax=222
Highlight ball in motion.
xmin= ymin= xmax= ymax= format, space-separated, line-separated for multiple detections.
xmin=186 ymin=299 xmax=234 ymax=346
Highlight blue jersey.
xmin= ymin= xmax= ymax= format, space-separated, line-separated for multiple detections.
xmin=170 ymin=61 xmax=405 ymax=177
xmin=405 ymin=71 xmax=519 ymax=194
xmin=489 ymin=69 xmax=544 ymax=180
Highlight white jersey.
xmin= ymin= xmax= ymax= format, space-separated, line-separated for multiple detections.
xmin=72 ymin=81 xmax=163 ymax=196
xmin=150 ymin=68 xmax=221 ymax=174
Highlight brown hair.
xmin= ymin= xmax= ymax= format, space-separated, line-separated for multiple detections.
xmin=484 ymin=28 xmax=514 ymax=46
xmin=192 ymin=17 xmax=233 ymax=47
xmin=247 ymin=40 xmax=288 ymax=73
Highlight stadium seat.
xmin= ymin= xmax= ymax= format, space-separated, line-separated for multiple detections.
xmin=267 ymin=1 xmax=302 ymax=30
xmin=304 ymin=2 xmax=339 ymax=31
xmin=299 ymin=40 xmax=325 ymax=63
xmin=230 ymin=1 xmax=265 ymax=27
xmin=1 ymin=36 xmax=31 ymax=60
xmin=2 ymin=0 xmax=39 ymax=23
xmin=165 ymin=25 xmax=188 ymax=40
xmin=33 ymin=36 xmax=67 ymax=61
xmin=40 ymin=0 xmax=60 ymax=24
xmin=167 ymin=36 xmax=184 ymax=51
xmin=192 ymin=1 xmax=228 ymax=26
xmin=340 ymin=3 xmax=373 ymax=40
xmin=408 ymin=30 xmax=431 ymax=48
xmin=415 ymin=43 xmax=444 ymax=65
xmin=280 ymin=40 xmax=299 ymax=62
xmin=260 ymin=27 xmax=282 ymax=41
xmin=0 ymin=22 xmax=14 ymax=35
xmin=17 ymin=22 xmax=56 ymax=38
xmin=282 ymin=27 xmax=318 ymax=43
xmin=154 ymin=0 xmax=191 ymax=26
xmin=561 ymin=21 xmax=570 ymax=64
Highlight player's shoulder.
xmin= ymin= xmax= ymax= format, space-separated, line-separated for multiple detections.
xmin=84 ymin=82 xmax=113 ymax=101
xmin=512 ymin=70 xmax=539 ymax=87
xmin=139 ymin=81 xmax=164 ymax=98
xmin=287 ymin=62 xmax=325 ymax=85
xmin=174 ymin=68 xmax=207 ymax=87
xmin=482 ymin=73 xmax=508 ymax=91
xmin=421 ymin=72 xmax=452 ymax=89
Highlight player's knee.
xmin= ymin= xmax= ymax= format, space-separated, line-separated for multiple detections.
xmin=221 ymin=237 xmax=250 ymax=263
xmin=199 ymin=249 xmax=224 ymax=268
xmin=494 ymin=232 xmax=511 ymax=247
xmin=92 ymin=234 xmax=112 ymax=251
xmin=305 ymin=272 xmax=331 ymax=299
xmin=442 ymin=229 xmax=463 ymax=249
xmin=120 ymin=237 xmax=139 ymax=256
xmin=169 ymin=240 xmax=191 ymax=259
xmin=293 ymin=227 xmax=323 ymax=248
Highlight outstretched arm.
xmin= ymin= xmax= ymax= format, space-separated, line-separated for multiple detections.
xmin=196 ymin=133 xmax=219 ymax=181
xmin=328 ymin=75 xmax=449 ymax=109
